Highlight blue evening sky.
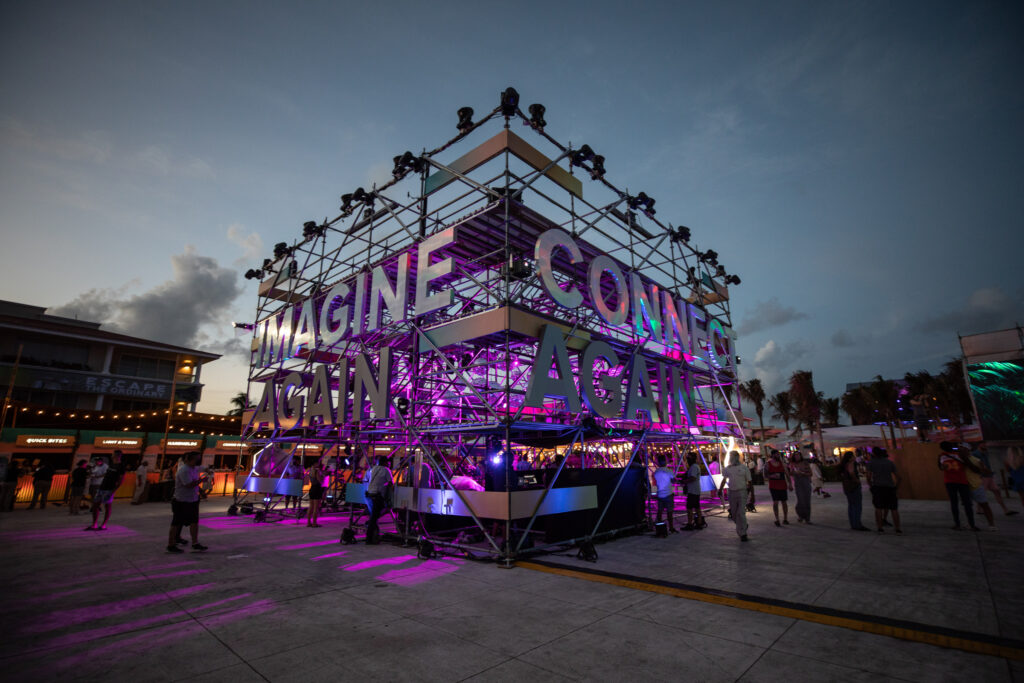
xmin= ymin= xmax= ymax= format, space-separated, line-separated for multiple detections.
xmin=1 ymin=1 xmax=1021 ymax=417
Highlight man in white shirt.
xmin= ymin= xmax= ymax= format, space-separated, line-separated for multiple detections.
xmin=88 ymin=457 xmax=108 ymax=502
xmin=651 ymin=455 xmax=677 ymax=533
xmin=131 ymin=460 xmax=149 ymax=505
xmin=364 ymin=456 xmax=394 ymax=544
xmin=283 ymin=455 xmax=304 ymax=511
xmin=718 ymin=450 xmax=753 ymax=542
xmin=167 ymin=451 xmax=207 ymax=553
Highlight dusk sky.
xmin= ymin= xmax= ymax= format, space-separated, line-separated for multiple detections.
xmin=1 ymin=1 xmax=1021 ymax=419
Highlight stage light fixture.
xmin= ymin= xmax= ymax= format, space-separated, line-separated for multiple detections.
xmin=340 ymin=527 xmax=356 ymax=544
xmin=340 ymin=193 xmax=355 ymax=215
xmin=527 ymin=103 xmax=546 ymax=130
xmin=589 ymin=154 xmax=606 ymax=179
xmin=715 ymin=264 xmax=726 ymax=278
xmin=726 ymin=274 xmax=742 ymax=286
xmin=273 ymin=242 xmax=291 ymax=260
xmin=571 ymin=144 xmax=594 ymax=166
xmin=351 ymin=187 xmax=373 ymax=207
xmin=456 ymin=106 xmax=474 ymax=133
xmin=244 ymin=269 xmax=261 ymax=280
xmin=417 ymin=538 xmax=435 ymax=560
xmin=396 ymin=396 xmax=410 ymax=416
xmin=392 ymin=151 xmax=426 ymax=179
xmin=500 ymin=87 xmax=520 ymax=117
xmin=672 ymin=225 xmax=691 ymax=243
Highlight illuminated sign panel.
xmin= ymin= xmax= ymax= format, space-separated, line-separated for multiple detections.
xmin=160 ymin=438 xmax=204 ymax=451
xmin=93 ymin=437 xmax=143 ymax=449
xmin=16 ymin=435 xmax=75 ymax=447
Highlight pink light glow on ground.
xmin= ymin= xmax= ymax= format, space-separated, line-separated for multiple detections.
xmin=0 ymin=525 xmax=138 ymax=542
xmin=311 ymin=550 xmax=348 ymax=560
xmin=276 ymin=539 xmax=339 ymax=551
xmin=376 ymin=559 xmax=461 ymax=586
xmin=342 ymin=555 xmax=417 ymax=572
xmin=22 ymin=583 xmax=213 ymax=634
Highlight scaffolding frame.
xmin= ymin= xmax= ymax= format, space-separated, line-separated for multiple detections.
xmin=240 ymin=91 xmax=747 ymax=561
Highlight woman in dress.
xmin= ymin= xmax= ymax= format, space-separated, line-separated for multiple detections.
xmin=306 ymin=459 xmax=326 ymax=527
xmin=789 ymin=450 xmax=813 ymax=523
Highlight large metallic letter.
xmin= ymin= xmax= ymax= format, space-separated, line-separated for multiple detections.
xmin=580 ymin=340 xmax=623 ymax=419
xmin=318 ymin=282 xmax=351 ymax=349
xmin=352 ymin=347 xmax=393 ymax=421
xmin=304 ymin=364 xmax=335 ymax=427
xmin=535 ymin=228 xmax=583 ymax=309
xmin=625 ymin=355 xmax=661 ymax=422
xmin=587 ymin=255 xmax=628 ymax=327
xmin=415 ymin=227 xmax=457 ymax=316
xmin=631 ymin=272 xmax=662 ymax=343
xmin=524 ymin=325 xmax=582 ymax=412
xmin=276 ymin=372 xmax=305 ymax=430
xmin=368 ymin=253 xmax=412 ymax=332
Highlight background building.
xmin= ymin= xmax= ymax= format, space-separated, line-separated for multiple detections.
xmin=0 ymin=299 xmax=218 ymax=413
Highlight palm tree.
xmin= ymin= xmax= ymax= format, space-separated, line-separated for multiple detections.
xmin=821 ymin=397 xmax=841 ymax=427
xmin=789 ymin=370 xmax=824 ymax=455
xmin=738 ymin=379 xmax=767 ymax=438
xmin=865 ymin=375 xmax=900 ymax=445
xmin=841 ymin=386 xmax=874 ymax=425
xmin=227 ymin=391 xmax=252 ymax=417
xmin=768 ymin=391 xmax=795 ymax=431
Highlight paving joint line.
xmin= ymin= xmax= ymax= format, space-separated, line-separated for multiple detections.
xmin=517 ymin=559 xmax=1024 ymax=662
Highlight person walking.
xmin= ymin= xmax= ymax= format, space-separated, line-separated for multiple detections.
xmin=283 ymin=455 xmax=304 ymax=511
xmin=167 ymin=451 xmax=207 ymax=553
xmin=765 ymin=450 xmax=793 ymax=527
xmin=866 ymin=447 xmax=902 ymax=534
xmin=962 ymin=445 xmax=996 ymax=529
xmin=973 ymin=443 xmax=1017 ymax=517
xmin=67 ymin=459 xmax=88 ymax=515
xmin=651 ymin=455 xmax=677 ymax=533
xmin=939 ymin=441 xmax=977 ymax=530
xmin=87 ymin=456 xmax=107 ymax=503
xmin=718 ymin=451 xmax=752 ymax=541
xmin=364 ymin=456 xmax=393 ymax=544
xmin=85 ymin=450 xmax=125 ymax=530
xmin=306 ymin=459 xmax=326 ymax=528
xmin=131 ymin=460 xmax=149 ymax=505
xmin=789 ymin=450 xmax=813 ymax=523
xmin=0 ymin=457 xmax=17 ymax=511
xmin=838 ymin=451 xmax=870 ymax=530
xmin=28 ymin=461 xmax=55 ymax=509
xmin=1006 ymin=446 xmax=1024 ymax=508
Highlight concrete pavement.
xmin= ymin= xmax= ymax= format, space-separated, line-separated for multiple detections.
xmin=0 ymin=486 xmax=1021 ymax=682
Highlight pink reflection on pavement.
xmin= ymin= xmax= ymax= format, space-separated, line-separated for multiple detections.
xmin=22 ymin=583 xmax=213 ymax=634
xmin=0 ymin=525 xmax=137 ymax=542
xmin=311 ymin=550 xmax=348 ymax=561
xmin=276 ymin=539 xmax=339 ymax=551
xmin=377 ymin=560 xmax=461 ymax=586
xmin=200 ymin=599 xmax=276 ymax=626
xmin=342 ymin=555 xmax=417 ymax=572
xmin=187 ymin=593 xmax=253 ymax=615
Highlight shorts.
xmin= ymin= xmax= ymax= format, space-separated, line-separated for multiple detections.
xmin=769 ymin=488 xmax=788 ymax=502
xmin=171 ymin=500 xmax=200 ymax=526
xmin=870 ymin=486 xmax=898 ymax=510
xmin=69 ymin=486 xmax=86 ymax=497
xmin=970 ymin=486 xmax=988 ymax=504
xmin=94 ymin=489 xmax=115 ymax=505
xmin=656 ymin=494 xmax=673 ymax=514
xmin=308 ymin=488 xmax=324 ymax=501
xmin=686 ymin=494 xmax=701 ymax=511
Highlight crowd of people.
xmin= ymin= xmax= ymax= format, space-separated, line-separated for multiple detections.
xmin=651 ymin=441 xmax=1024 ymax=542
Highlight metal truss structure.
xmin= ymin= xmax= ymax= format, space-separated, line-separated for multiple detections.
xmin=240 ymin=88 xmax=747 ymax=561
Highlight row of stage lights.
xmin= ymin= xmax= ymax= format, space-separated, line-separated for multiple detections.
xmin=244 ymin=87 xmax=740 ymax=289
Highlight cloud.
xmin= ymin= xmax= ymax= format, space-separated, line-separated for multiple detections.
xmin=750 ymin=339 xmax=813 ymax=393
xmin=736 ymin=297 xmax=809 ymax=335
xmin=1 ymin=118 xmax=112 ymax=164
xmin=914 ymin=286 xmax=1022 ymax=336
xmin=50 ymin=246 xmax=242 ymax=349
xmin=830 ymin=329 xmax=857 ymax=347
xmin=227 ymin=223 xmax=263 ymax=266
